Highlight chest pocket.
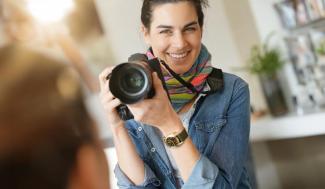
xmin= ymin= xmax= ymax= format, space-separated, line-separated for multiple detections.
xmin=192 ymin=118 xmax=227 ymax=155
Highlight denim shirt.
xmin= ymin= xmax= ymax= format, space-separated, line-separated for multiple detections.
xmin=114 ymin=72 xmax=252 ymax=189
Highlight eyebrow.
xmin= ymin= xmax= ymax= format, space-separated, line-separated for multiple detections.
xmin=156 ymin=21 xmax=199 ymax=29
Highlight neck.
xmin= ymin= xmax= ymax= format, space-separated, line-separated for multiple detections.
xmin=177 ymin=96 xmax=197 ymax=114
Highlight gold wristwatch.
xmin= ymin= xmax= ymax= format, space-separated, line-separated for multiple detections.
xmin=163 ymin=128 xmax=188 ymax=147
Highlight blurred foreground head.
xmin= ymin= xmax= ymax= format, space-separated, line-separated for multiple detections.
xmin=0 ymin=44 xmax=110 ymax=189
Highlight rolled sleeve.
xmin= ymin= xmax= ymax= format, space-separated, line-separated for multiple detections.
xmin=114 ymin=163 xmax=161 ymax=189
xmin=182 ymin=155 xmax=219 ymax=189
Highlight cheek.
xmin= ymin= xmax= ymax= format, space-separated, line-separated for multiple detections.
xmin=152 ymin=41 xmax=169 ymax=55
xmin=149 ymin=34 xmax=170 ymax=51
xmin=151 ymin=48 xmax=163 ymax=59
xmin=190 ymin=36 xmax=202 ymax=48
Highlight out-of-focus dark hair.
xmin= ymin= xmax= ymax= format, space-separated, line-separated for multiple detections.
xmin=0 ymin=44 xmax=99 ymax=189
xmin=141 ymin=0 xmax=209 ymax=29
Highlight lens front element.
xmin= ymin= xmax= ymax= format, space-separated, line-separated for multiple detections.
xmin=121 ymin=67 xmax=146 ymax=94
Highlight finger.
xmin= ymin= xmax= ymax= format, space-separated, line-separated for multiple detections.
xmin=99 ymin=67 xmax=114 ymax=81
xmin=104 ymin=98 xmax=122 ymax=112
xmin=108 ymin=98 xmax=122 ymax=110
xmin=100 ymin=92 xmax=116 ymax=103
xmin=99 ymin=66 xmax=115 ymax=90
xmin=99 ymin=84 xmax=115 ymax=99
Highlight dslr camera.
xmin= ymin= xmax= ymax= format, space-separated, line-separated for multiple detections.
xmin=108 ymin=54 xmax=167 ymax=120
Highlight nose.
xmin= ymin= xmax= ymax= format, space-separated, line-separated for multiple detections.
xmin=172 ymin=32 xmax=187 ymax=49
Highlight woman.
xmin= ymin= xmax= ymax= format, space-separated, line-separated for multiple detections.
xmin=99 ymin=0 xmax=252 ymax=188
xmin=0 ymin=44 xmax=110 ymax=189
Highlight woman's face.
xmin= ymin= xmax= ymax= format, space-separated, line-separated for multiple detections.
xmin=142 ymin=1 xmax=202 ymax=75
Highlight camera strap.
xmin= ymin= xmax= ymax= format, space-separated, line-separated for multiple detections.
xmin=159 ymin=59 xmax=224 ymax=95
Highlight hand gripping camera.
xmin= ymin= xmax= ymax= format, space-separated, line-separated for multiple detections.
xmin=108 ymin=53 xmax=224 ymax=121
xmin=108 ymin=54 xmax=169 ymax=120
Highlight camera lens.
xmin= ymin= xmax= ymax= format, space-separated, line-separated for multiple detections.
xmin=120 ymin=67 xmax=147 ymax=95
xmin=109 ymin=63 xmax=152 ymax=104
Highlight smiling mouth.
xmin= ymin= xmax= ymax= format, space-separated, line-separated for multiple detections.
xmin=167 ymin=51 xmax=190 ymax=59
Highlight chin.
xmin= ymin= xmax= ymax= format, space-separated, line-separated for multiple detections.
xmin=172 ymin=66 xmax=190 ymax=75
xmin=163 ymin=57 xmax=195 ymax=74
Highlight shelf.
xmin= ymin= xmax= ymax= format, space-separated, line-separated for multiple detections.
xmin=250 ymin=111 xmax=325 ymax=142
xmin=289 ymin=18 xmax=325 ymax=34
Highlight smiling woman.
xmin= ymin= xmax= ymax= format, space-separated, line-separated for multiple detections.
xmin=98 ymin=0 xmax=254 ymax=188
xmin=142 ymin=2 xmax=203 ymax=74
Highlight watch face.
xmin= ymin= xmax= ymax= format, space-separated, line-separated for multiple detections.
xmin=165 ymin=137 xmax=179 ymax=146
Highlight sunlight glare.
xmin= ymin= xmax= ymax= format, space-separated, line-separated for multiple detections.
xmin=27 ymin=0 xmax=74 ymax=23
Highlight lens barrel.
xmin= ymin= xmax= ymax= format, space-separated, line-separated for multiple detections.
xmin=109 ymin=62 xmax=153 ymax=104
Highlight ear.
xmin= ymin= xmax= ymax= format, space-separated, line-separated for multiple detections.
xmin=141 ymin=24 xmax=151 ymax=46
xmin=68 ymin=145 xmax=110 ymax=189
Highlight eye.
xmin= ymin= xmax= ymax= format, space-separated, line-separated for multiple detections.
xmin=184 ymin=27 xmax=197 ymax=33
xmin=159 ymin=30 xmax=172 ymax=35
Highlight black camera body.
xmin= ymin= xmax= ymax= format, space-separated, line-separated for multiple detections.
xmin=109 ymin=54 xmax=167 ymax=120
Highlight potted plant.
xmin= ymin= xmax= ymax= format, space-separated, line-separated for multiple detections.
xmin=247 ymin=33 xmax=289 ymax=116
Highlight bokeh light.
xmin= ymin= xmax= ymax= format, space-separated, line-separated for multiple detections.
xmin=26 ymin=0 xmax=74 ymax=23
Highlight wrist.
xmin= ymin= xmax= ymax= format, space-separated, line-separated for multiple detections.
xmin=160 ymin=117 xmax=184 ymax=136
xmin=111 ymin=122 xmax=127 ymax=137
xmin=163 ymin=127 xmax=188 ymax=147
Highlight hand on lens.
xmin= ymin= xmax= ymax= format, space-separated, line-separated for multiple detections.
xmin=127 ymin=72 xmax=183 ymax=134
xmin=98 ymin=66 xmax=124 ymax=128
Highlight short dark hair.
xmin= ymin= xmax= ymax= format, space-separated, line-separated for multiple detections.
xmin=141 ymin=0 xmax=209 ymax=29
xmin=0 ymin=45 xmax=99 ymax=189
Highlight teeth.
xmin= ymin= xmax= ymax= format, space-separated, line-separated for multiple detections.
xmin=169 ymin=52 xmax=188 ymax=59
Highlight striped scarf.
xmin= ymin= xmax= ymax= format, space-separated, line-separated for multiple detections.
xmin=146 ymin=44 xmax=213 ymax=112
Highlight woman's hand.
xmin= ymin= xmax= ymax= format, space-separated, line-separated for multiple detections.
xmin=98 ymin=67 xmax=124 ymax=129
xmin=99 ymin=67 xmax=146 ymax=185
xmin=127 ymin=72 xmax=184 ymax=135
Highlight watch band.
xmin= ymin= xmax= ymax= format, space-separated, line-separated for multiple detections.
xmin=163 ymin=128 xmax=188 ymax=147
xmin=177 ymin=128 xmax=188 ymax=142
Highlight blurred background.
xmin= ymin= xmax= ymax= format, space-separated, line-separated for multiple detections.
xmin=1 ymin=0 xmax=325 ymax=188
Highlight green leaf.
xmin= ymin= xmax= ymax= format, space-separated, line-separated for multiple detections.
xmin=246 ymin=33 xmax=284 ymax=76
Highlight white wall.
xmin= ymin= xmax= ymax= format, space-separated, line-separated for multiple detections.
xmin=222 ymin=0 xmax=268 ymax=111
xmin=202 ymin=0 xmax=242 ymax=71
xmin=94 ymin=0 xmax=145 ymax=64
xmin=249 ymin=0 xmax=284 ymax=41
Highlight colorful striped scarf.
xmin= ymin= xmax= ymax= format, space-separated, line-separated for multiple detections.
xmin=146 ymin=44 xmax=213 ymax=112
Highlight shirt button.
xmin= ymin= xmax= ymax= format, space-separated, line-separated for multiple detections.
xmin=137 ymin=127 xmax=143 ymax=131
xmin=151 ymin=147 xmax=156 ymax=152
